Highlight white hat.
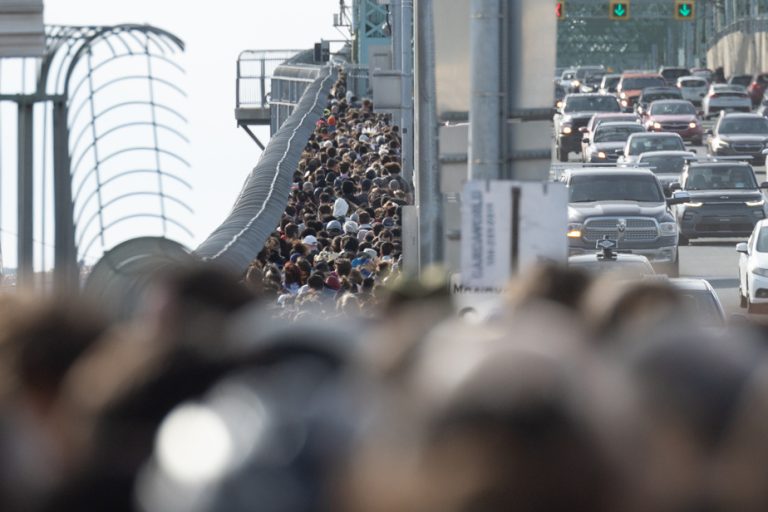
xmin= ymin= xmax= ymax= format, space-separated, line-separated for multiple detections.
xmin=363 ymin=248 xmax=378 ymax=260
xmin=343 ymin=220 xmax=359 ymax=234
xmin=302 ymin=235 xmax=318 ymax=246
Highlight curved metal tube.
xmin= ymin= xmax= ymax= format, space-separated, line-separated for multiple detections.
xmin=195 ymin=64 xmax=336 ymax=271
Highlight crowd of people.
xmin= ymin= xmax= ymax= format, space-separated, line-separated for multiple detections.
xmin=7 ymin=71 xmax=768 ymax=512
xmin=243 ymin=70 xmax=410 ymax=319
xmin=2 ymin=262 xmax=768 ymax=511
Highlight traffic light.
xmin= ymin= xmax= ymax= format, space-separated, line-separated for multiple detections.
xmin=609 ymin=1 xmax=630 ymax=20
xmin=675 ymin=1 xmax=695 ymax=20
xmin=556 ymin=1 xmax=564 ymax=20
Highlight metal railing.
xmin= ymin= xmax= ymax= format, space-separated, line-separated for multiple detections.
xmin=236 ymin=50 xmax=302 ymax=111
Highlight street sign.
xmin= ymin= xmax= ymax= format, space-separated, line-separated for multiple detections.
xmin=609 ymin=1 xmax=630 ymax=20
xmin=556 ymin=1 xmax=564 ymax=20
xmin=460 ymin=181 xmax=568 ymax=289
xmin=674 ymin=1 xmax=695 ymax=20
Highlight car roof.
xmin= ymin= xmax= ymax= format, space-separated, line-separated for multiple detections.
xmin=622 ymin=73 xmax=662 ymax=78
xmin=642 ymin=87 xmax=681 ymax=93
xmin=637 ymin=150 xmax=697 ymax=158
xmin=566 ymin=167 xmax=655 ymax=177
xmin=627 ymin=132 xmax=683 ymax=139
xmin=565 ymin=93 xmax=609 ymax=98
xmin=712 ymin=84 xmax=746 ymax=90
xmin=719 ymin=112 xmax=763 ymax=119
xmin=678 ymin=75 xmax=707 ymax=81
xmin=595 ymin=122 xmax=644 ymax=129
xmin=660 ymin=66 xmax=690 ymax=71
xmin=668 ymin=278 xmax=713 ymax=292
xmin=647 ymin=99 xmax=691 ymax=105
xmin=687 ymin=161 xmax=753 ymax=169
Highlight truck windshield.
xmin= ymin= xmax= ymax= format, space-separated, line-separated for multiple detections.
xmin=569 ymin=174 xmax=664 ymax=203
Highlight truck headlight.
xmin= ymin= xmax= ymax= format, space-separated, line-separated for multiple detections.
xmin=752 ymin=267 xmax=768 ymax=278
xmin=567 ymin=223 xmax=583 ymax=239
xmin=620 ymin=92 xmax=627 ymax=99
xmin=659 ymin=222 xmax=678 ymax=236
xmin=689 ymin=122 xmax=698 ymax=128
xmin=653 ymin=122 xmax=662 ymax=130
xmin=562 ymin=124 xmax=573 ymax=134
xmin=597 ymin=151 xmax=607 ymax=159
xmin=746 ymin=198 xmax=766 ymax=207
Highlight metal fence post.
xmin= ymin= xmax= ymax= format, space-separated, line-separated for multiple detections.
xmin=53 ymin=99 xmax=78 ymax=292
xmin=17 ymin=100 xmax=34 ymax=288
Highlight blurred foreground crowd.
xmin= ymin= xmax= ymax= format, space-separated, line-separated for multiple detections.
xmin=4 ymin=262 xmax=768 ymax=512
xmin=244 ymin=71 xmax=411 ymax=318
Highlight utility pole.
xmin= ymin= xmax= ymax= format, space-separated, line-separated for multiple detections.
xmin=414 ymin=0 xmax=443 ymax=269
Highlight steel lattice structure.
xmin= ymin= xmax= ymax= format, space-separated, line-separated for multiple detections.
xmin=557 ymin=0 xmax=700 ymax=70
xmin=1 ymin=24 xmax=191 ymax=291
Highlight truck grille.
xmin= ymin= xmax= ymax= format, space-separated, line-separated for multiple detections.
xmin=584 ymin=217 xmax=659 ymax=242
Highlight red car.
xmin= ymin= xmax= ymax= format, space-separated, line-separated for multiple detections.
xmin=644 ymin=99 xmax=703 ymax=145
xmin=616 ymin=73 xmax=666 ymax=111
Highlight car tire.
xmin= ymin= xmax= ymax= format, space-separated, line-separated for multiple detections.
xmin=558 ymin=145 xmax=569 ymax=162
xmin=678 ymin=234 xmax=690 ymax=246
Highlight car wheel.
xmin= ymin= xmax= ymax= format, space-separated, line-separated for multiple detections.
xmin=678 ymin=234 xmax=690 ymax=246
xmin=558 ymin=145 xmax=569 ymax=162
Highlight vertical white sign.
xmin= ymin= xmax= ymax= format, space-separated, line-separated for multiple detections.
xmin=461 ymin=180 xmax=568 ymax=289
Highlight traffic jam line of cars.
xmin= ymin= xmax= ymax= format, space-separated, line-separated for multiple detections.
xmin=553 ymin=65 xmax=768 ymax=317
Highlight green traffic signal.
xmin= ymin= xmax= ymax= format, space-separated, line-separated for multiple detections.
xmin=609 ymin=1 xmax=629 ymax=20
xmin=675 ymin=1 xmax=695 ymax=20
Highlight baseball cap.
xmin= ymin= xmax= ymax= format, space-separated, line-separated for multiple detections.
xmin=343 ymin=220 xmax=359 ymax=234
xmin=326 ymin=220 xmax=342 ymax=233
xmin=302 ymin=235 xmax=318 ymax=246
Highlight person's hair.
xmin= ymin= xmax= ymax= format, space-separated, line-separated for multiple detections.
xmin=380 ymin=241 xmax=394 ymax=256
xmin=358 ymin=211 xmax=371 ymax=225
xmin=336 ymin=258 xmax=352 ymax=277
xmin=284 ymin=223 xmax=299 ymax=239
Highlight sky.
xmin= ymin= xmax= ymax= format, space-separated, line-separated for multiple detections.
xmin=2 ymin=0 xmax=345 ymax=268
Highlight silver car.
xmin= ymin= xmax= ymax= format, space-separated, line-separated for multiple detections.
xmin=702 ymin=84 xmax=752 ymax=119
xmin=677 ymin=76 xmax=708 ymax=107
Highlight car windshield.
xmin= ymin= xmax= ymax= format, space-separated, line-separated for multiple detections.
xmin=602 ymin=76 xmax=620 ymax=90
xmin=718 ymin=118 xmax=768 ymax=135
xmin=640 ymin=155 xmax=687 ymax=174
xmin=649 ymin=102 xmax=695 ymax=115
xmin=757 ymin=227 xmax=768 ymax=252
xmin=680 ymin=79 xmax=706 ymax=88
xmin=643 ymin=92 xmax=682 ymax=103
xmin=564 ymin=96 xmax=620 ymax=112
xmin=662 ymin=69 xmax=690 ymax=81
xmin=622 ymin=77 xmax=665 ymax=90
xmin=685 ymin=166 xmax=758 ymax=190
xmin=569 ymin=174 xmax=664 ymax=203
xmin=628 ymin=136 xmax=685 ymax=155
xmin=594 ymin=125 xmax=643 ymax=142
xmin=594 ymin=116 xmax=637 ymax=129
